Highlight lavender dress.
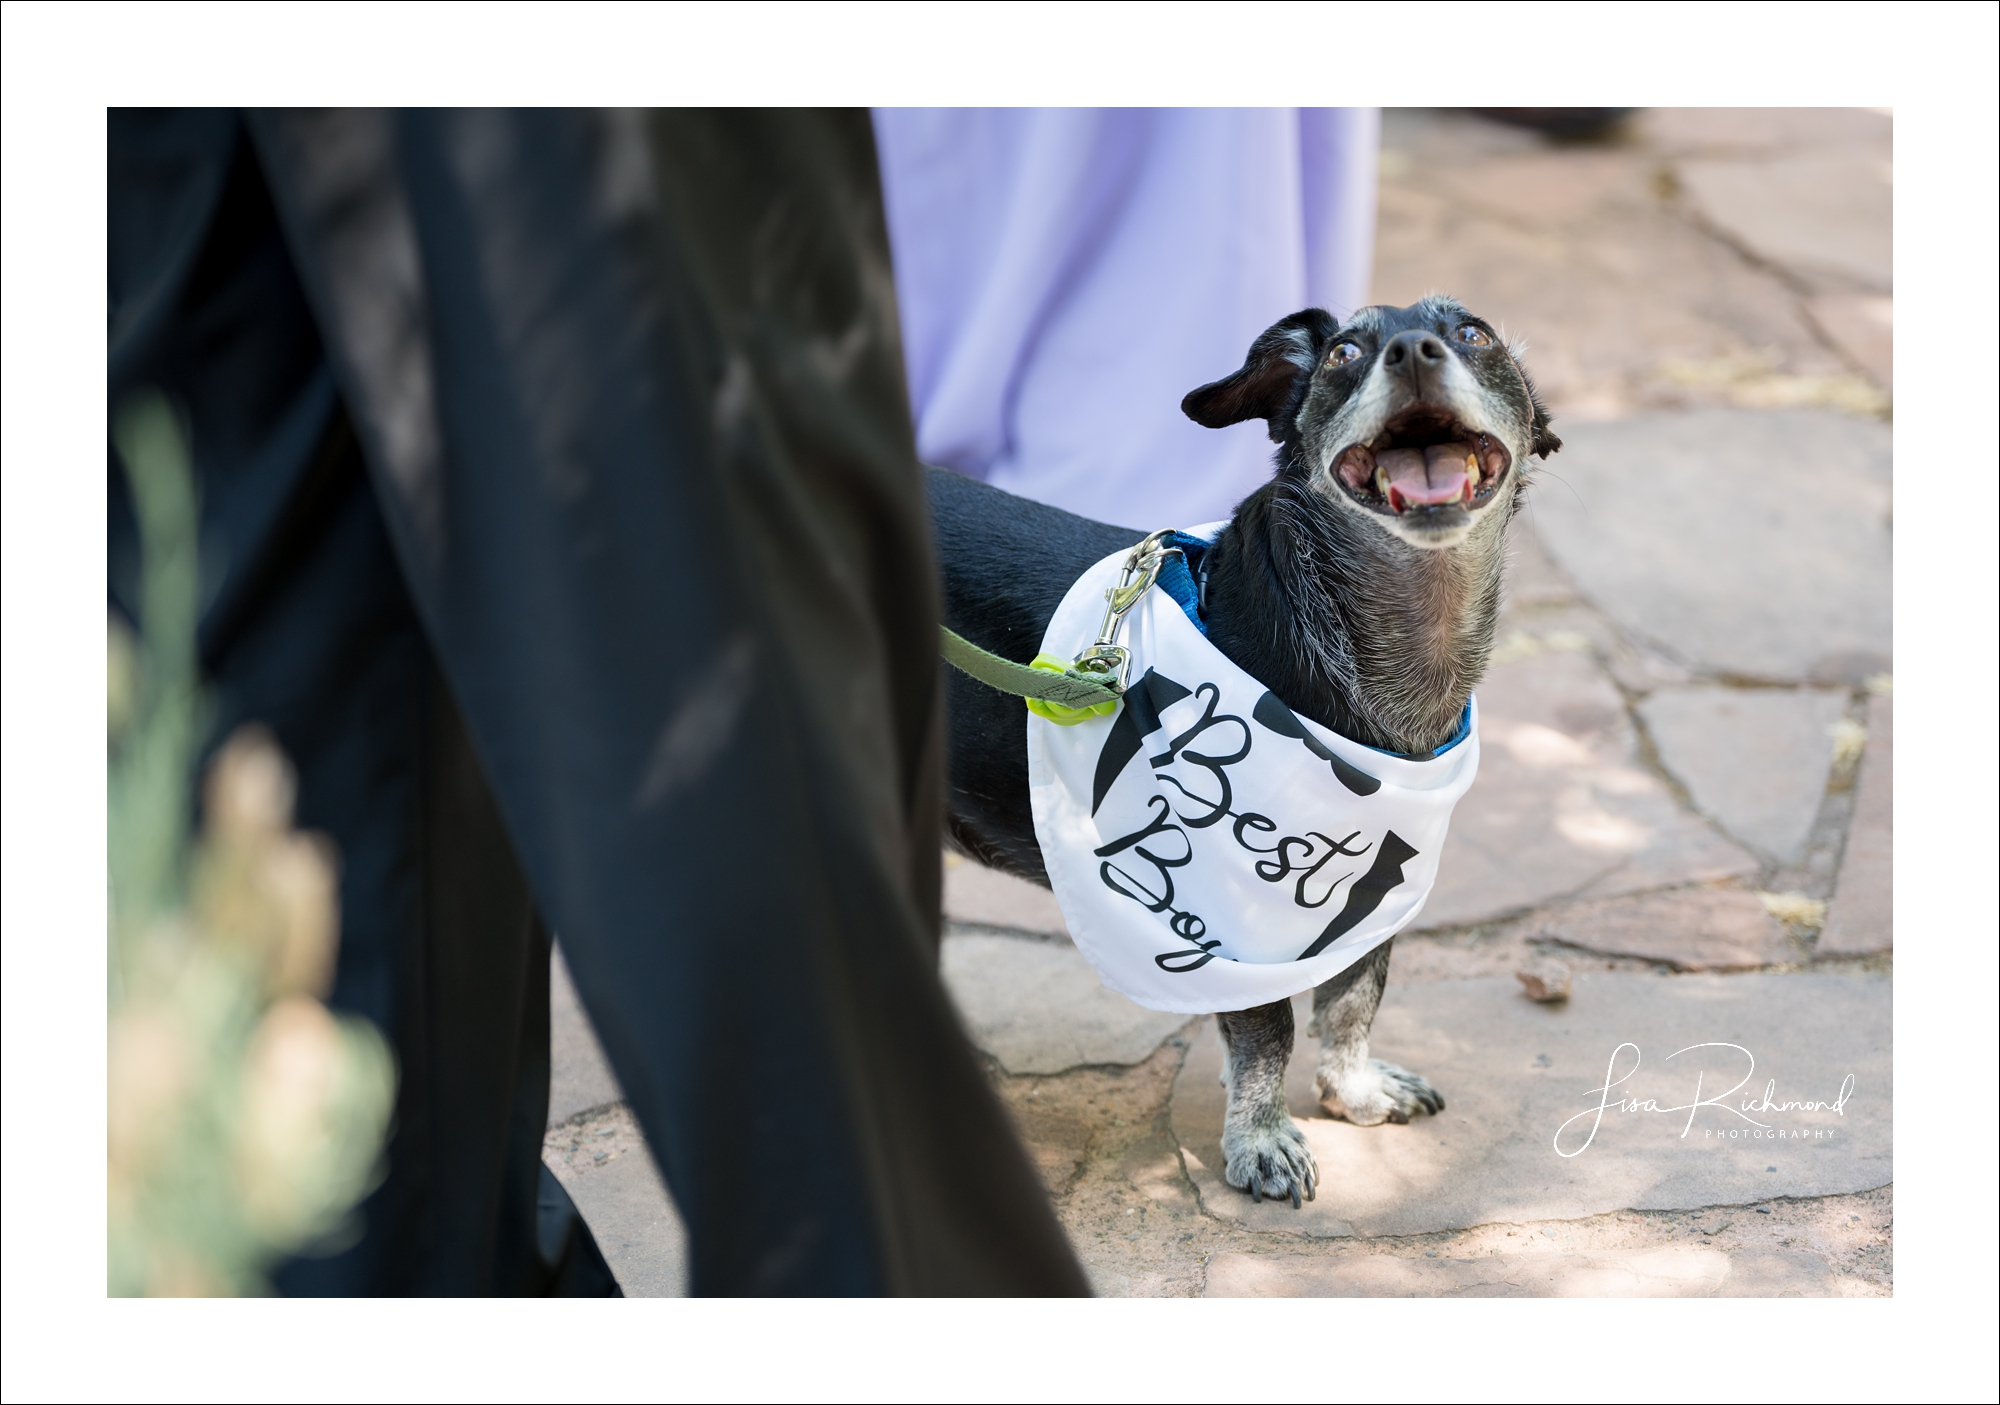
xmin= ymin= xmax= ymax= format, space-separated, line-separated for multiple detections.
xmin=872 ymin=107 xmax=1379 ymax=529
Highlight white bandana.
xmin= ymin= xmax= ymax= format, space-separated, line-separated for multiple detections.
xmin=1027 ymin=536 xmax=1481 ymax=1015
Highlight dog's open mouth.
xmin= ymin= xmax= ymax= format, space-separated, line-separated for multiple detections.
xmin=1333 ymin=407 xmax=1512 ymax=515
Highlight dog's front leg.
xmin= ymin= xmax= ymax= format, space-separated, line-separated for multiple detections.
xmin=1215 ymin=999 xmax=1317 ymax=1207
xmin=1309 ymin=941 xmax=1444 ymax=1125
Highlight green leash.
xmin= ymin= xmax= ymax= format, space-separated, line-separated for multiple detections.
xmin=937 ymin=626 xmax=1122 ymax=723
xmin=937 ymin=531 xmax=1177 ymax=726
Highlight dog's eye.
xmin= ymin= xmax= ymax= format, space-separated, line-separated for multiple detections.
xmin=1327 ymin=342 xmax=1363 ymax=367
xmin=1455 ymin=324 xmax=1493 ymax=348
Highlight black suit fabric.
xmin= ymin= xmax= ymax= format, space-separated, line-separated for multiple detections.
xmin=109 ymin=107 xmax=1087 ymax=1296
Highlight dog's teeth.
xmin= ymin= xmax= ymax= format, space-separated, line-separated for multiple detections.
xmin=1371 ymin=434 xmax=1390 ymax=450
xmin=1375 ymin=465 xmax=1393 ymax=500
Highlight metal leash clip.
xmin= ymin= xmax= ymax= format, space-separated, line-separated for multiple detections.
xmin=1068 ymin=530 xmax=1181 ymax=695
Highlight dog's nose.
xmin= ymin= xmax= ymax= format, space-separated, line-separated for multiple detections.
xmin=1382 ymin=330 xmax=1450 ymax=374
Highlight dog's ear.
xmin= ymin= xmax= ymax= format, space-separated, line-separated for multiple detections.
xmin=1515 ymin=357 xmax=1562 ymax=459
xmin=1531 ymin=415 xmax=1562 ymax=459
xmin=1181 ymin=309 xmax=1339 ymax=442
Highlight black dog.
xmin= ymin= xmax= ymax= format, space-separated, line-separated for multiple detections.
xmin=930 ymin=296 xmax=1559 ymax=1207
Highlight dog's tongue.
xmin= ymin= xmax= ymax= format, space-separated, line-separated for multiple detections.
xmin=1379 ymin=443 xmax=1477 ymax=510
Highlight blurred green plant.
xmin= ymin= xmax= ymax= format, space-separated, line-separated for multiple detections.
xmin=108 ymin=391 xmax=396 ymax=1296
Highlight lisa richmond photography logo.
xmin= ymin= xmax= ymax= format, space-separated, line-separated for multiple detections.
xmin=1554 ymin=1042 xmax=1857 ymax=1158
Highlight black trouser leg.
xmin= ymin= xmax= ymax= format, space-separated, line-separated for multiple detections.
xmin=198 ymin=429 xmax=619 ymax=1297
xmin=253 ymin=107 xmax=1088 ymax=1295
xmin=111 ymin=110 xmax=618 ymax=1296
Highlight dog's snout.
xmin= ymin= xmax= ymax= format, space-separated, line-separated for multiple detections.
xmin=1382 ymin=330 xmax=1450 ymax=373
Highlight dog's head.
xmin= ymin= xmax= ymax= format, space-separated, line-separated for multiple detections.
xmin=1184 ymin=297 xmax=1559 ymax=549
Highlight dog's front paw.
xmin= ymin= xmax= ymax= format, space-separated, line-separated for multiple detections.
xmin=1316 ymin=1058 xmax=1444 ymax=1126
xmin=1221 ymin=1118 xmax=1318 ymax=1208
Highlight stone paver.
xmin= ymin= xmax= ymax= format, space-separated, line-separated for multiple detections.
xmin=940 ymin=932 xmax=1193 ymax=1075
xmin=1204 ymin=1245 xmax=1835 ymax=1298
xmin=549 ymin=945 xmax=622 ymax=1126
xmin=546 ymin=952 xmax=684 ymax=1295
xmin=1170 ymin=974 xmax=1888 ymax=1239
xmin=1819 ymin=695 xmax=1892 ymax=956
xmin=544 ymin=1104 xmax=687 ymax=1297
xmin=1530 ymin=411 xmax=1891 ymax=685
xmin=1636 ymin=107 xmax=1891 ymax=158
xmin=1372 ymin=109 xmax=1884 ymax=420
xmin=1807 ymin=293 xmax=1893 ymax=384
xmin=1540 ymin=888 xmax=1799 ymax=971
xmin=1501 ymin=515 xmax=1585 ymax=612
xmin=1679 ymin=153 xmax=1890 ymax=293
xmin=1419 ymin=649 xmax=1756 ymax=930
xmin=942 ymin=852 xmax=1070 ymax=937
xmin=1639 ymin=686 xmax=1852 ymax=864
